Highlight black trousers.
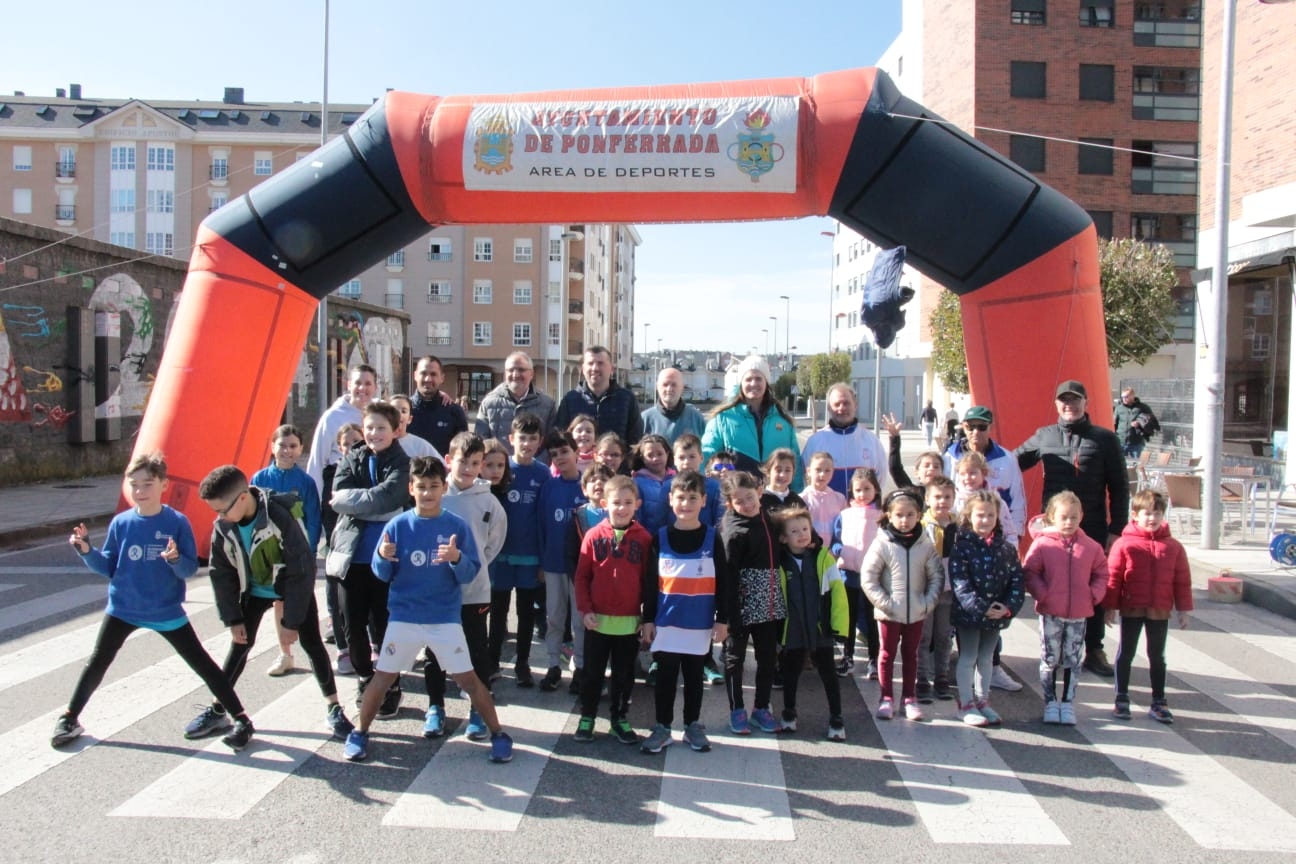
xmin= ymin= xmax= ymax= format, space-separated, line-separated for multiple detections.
xmin=69 ymin=614 xmax=245 ymax=718
xmin=1115 ymin=616 xmax=1169 ymax=702
xmin=781 ymin=644 xmax=842 ymax=718
xmin=338 ymin=564 xmax=390 ymax=680
xmin=489 ymin=587 xmax=536 ymax=669
xmin=653 ymin=651 xmax=705 ymax=727
xmin=218 ymin=594 xmax=335 ymax=706
xmin=724 ymin=619 xmax=781 ymax=711
xmin=580 ymin=629 xmax=639 ymax=720
xmin=425 ymin=602 xmax=492 ymax=706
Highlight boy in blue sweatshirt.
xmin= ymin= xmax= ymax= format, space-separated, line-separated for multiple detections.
xmin=537 ymin=429 xmax=588 ymax=692
xmin=54 ymin=453 xmax=254 ymax=752
xmin=344 ymin=456 xmax=512 ymax=763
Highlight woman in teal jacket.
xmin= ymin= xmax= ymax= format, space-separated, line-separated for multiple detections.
xmin=702 ymin=355 xmax=803 ymax=491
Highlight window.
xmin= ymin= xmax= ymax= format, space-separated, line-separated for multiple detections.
xmin=146 ymin=145 xmax=174 ymax=172
xmin=210 ymin=192 xmax=228 ymax=212
xmin=547 ymin=280 xmax=561 ymax=302
xmin=1079 ymin=65 xmax=1115 ymax=101
xmin=57 ymin=146 xmax=76 ymax=178
xmin=1132 ymin=212 xmax=1196 ymax=266
xmin=211 ymin=156 xmax=228 ymax=180
xmin=13 ymin=146 xmax=32 ymax=171
xmin=56 ymin=189 xmax=76 ymax=222
xmin=387 ymin=250 xmax=405 ymax=268
xmin=1009 ymin=135 xmax=1046 ymax=172
xmin=1080 ymin=0 xmax=1114 ymax=27
xmin=473 ymin=280 xmax=492 ymax=304
xmin=1010 ymin=62 xmax=1046 ymax=99
xmin=110 ymin=145 xmax=135 ymax=171
xmin=145 ymin=232 xmax=174 ymax=256
xmin=338 ymin=279 xmax=362 ymax=298
xmin=514 ymin=238 xmax=532 ymax=263
xmin=1132 ymin=140 xmax=1197 ymax=195
xmin=427 ymin=281 xmax=452 ymax=303
xmin=473 ymin=322 xmax=492 ymax=346
xmin=513 ymin=323 xmax=532 ymax=346
xmin=428 ymin=238 xmax=452 ymax=261
xmin=549 ymin=238 xmax=563 ymax=261
xmin=548 ymin=322 xmax=561 ymax=346
xmin=254 ymin=152 xmax=273 ymax=175
xmin=427 ymin=321 xmax=451 ymax=346
xmin=1132 ymin=67 xmax=1200 ymax=121
xmin=1086 ymin=210 xmax=1114 ymax=239
xmin=513 ymin=281 xmax=532 ymax=305
xmin=474 ymin=237 xmax=493 ymax=262
xmin=12 ymin=188 xmax=32 ymax=214
xmin=1078 ymin=138 xmax=1114 ymax=175
xmin=146 ymin=189 xmax=175 ymax=213
xmin=109 ymin=231 xmax=136 ymax=248
xmin=384 ymin=278 xmax=404 ymax=309
xmin=1253 ymin=332 xmax=1272 ymax=361
xmin=110 ymin=189 xmax=135 ymax=213
xmin=1011 ymin=0 xmax=1045 ymax=25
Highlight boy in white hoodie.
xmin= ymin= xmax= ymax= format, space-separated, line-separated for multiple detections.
xmin=423 ymin=432 xmax=507 ymax=739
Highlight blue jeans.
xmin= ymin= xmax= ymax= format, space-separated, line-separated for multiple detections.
xmin=1123 ymin=440 xmax=1145 ymax=460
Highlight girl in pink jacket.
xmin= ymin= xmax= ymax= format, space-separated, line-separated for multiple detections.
xmin=1022 ymin=491 xmax=1108 ymax=726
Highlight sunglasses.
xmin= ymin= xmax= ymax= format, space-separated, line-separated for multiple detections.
xmin=965 ymin=423 xmax=990 ymax=432
xmin=710 ymin=463 xmax=736 ymax=472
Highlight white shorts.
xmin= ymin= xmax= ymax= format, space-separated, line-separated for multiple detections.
xmin=375 ymin=621 xmax=472 ymax=675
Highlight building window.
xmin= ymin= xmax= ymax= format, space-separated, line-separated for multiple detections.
xmin=427 ymin=321 xmax=451 ymax=346
xmin=513 ymin=323 xmax=532 ymax=346
xmin=145 ymin=232 xmax=175 ymax=256
xmin=513 ymin=281 xmax=532 ymax=305
xmin=1134 ymin=4 xmax=1200 ymax=48
xmin=1086 ymin=210 xmax=1114 ymax=239
xmin=514 ymin=238 xmax=532 ymax=263
xmin=146 ymin=190 xmax=175 ymax=213
xmin=387 ymin=250 xmax=405 ymax=268
xmin=1011 ymin=0 xmax=1045 ymax=25
xmin=547 ymin=281 xmax=561 ymax=302
xmin=385 ymin=278 xmax=404 ymax=310
xmin=549 ymin=238 xmax=563 ymax=261
xmin=211 ymin=156 xmax=228 ymax=180
xmin=428 ymin=238 xmax=452 ymax=261
xmin=13 ymin=146 xmax=32 ymax=171
xmin=254 ymin=152 xmax=273 ymax=175
xmin=548 ymin=322 xmax=561 ymax=346
xmin=1010 ymin=61 xmax=1046 ymax=99
xmin=57 ymin=146 xmax=76 ymax=178
xmin=12 ymin=188 xmax=32 ymax=215
xmin=1079 ymin=64 xmax=1115 ymax=101
xmin=146 ymin=145 xmax=174 ymax=172
xmin=474 ymin=237 xmax=493 ymax=262
xmin=1009 ymin=135 xmax=1046 ymax=172
xmin=1078 ymin=138 xmax=1114 ymax=175
xmin=1080 ymin=0 xmax=1114 ymax=28
xmin=1132 ymin=212 xmax=1196 ymax=267
xmin=473 ymin=322 xmax=492 ymax=346
xmin=427 ymin=281 xmax=452 ymax=303
xmin=110 ymin=145 xmax=135 ymax=171
xmin=110 ymin=189 xmax=135 ymax=213
xmin=109 ymin=231 xmax=136 ymax=248
xmin=473 ymin=280 xmax=492 ymax=304
xmin=338 ymin=279 xmax=362 ymax=298
xmin=1253 ymin=332 xmax=1272 ymax=361
xmin=1133 ymin=67 xmax=1200 ymax=121
xmin=210 ymin=192 xmax=227 ymax=212
xmin=1132 ymin=140 xmax=1197 ymax=195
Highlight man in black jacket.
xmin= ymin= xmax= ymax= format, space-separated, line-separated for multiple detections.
xmin=1113 ymin=388 xmax=1159 ymax=460
xmin=1016 ymin=380 xmax=1128 ymax=678
xmin=555 ymin=346 xmax=643 ymax=447
xmin=408 ymin=355 xmax=468 ymax=454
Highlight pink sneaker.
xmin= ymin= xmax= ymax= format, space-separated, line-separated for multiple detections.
xmin=903 ymin=698 xmax=925 ymax=721
xmin=876 ymin=697 xmax=894 ymax=720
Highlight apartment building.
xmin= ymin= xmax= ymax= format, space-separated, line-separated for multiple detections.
xmin=0 ymin=85 xmax=639 ymax=402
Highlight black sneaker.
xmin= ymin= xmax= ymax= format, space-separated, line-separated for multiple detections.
xmin=934 ymin=678 xmax=954 ymax=701
xmin=834 ymin=656 xmax=853 ymax=678
xmin=772 ymin=669 xmax=784 ymax=690
xmin=539 ymin=666 xmax=562 ymax=691
xmin=222 ymin=717 xmax=254 ymax=751
xmin=50 ymin=714 xmax=83 ymax=748
xmin=377 ymin=685 xmax=402 ymax=720
xmin=1113 ymin=698 xmax=1132 ymax=721
xmin=184 ymin=705 xmax=230 ymax=739
xmin=568 ymin=668 xmax=582 ymax=696
xmin=916 ymin=680 xmax=934 ymax=704
xmin=515 ymin=665 xmax=535 ymax=688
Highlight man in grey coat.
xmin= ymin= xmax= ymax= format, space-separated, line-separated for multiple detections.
xmin=473 ymin=352 xmax=557 ymax=455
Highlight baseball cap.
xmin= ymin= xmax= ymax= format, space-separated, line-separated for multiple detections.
xmin=964 ymin=406 xmax=993 ymax=424
xmin=1055 ymin=380 xmax=1088 ymax=399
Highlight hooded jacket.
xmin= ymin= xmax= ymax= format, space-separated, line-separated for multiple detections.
xmin=718 ymin=508 xmax=785 ymax=626
xmin=862 ymin=523 xmax=944 ymax=624
xmin=1016 ymin=414 xmax=1129 ymax=543
xmin=1022 ymin=526 xmax=1108 ymax=619
xmin=555 ymin=378 xmax=644 ymax=447
xmin=324 ymin=440 xmax=411 ymax=577
xmin=1105 ymin=521 xmax=1193 ymax=613
xmin=574 ymin=518 xmax=655 ymax=618
xmin=442 ymin=478 xmax=508 ymax=605
xmin=702 ymin=401 xmax=803 ymax=491
xmin=209 ymin=487 xmax=316 ymax=630
xmin=949 ymin=526 xmax=1026 ymax=630
xmin=778 ymin=544 xmax=849 ymax=649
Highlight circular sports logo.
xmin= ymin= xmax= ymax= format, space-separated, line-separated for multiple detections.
xmin=554 ymin=507 xmax=566 ymax=521
xmin=508 ymin=489 xmax=521 ymax=503
xmin=411 ymin=550 xmax=427 ymax=567
xmin=127 ymin=545 xmax=144 ymax=561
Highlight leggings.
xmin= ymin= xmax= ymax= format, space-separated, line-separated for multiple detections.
xmin=781 ymin=645 xmax=841 ymax=718
xmin=839 ymin=581 xmax=861 ymax=661
xmin=325 ymin=577 xmax=348 ymax=654
xmin=653 ymin=651 xmax=705 ymax=727
xmin=879 ymin=619 xmax=925 ymax=701
xmin=917 ymin=592 xmax=954 ymax=684
xmin=218 ymin=594 xmax=335 ymax=706
xmin=425 ymin=602 xmax=492 ymax=706
xmin=69 ymin=614 xmax=245 ymax=719
xmin=1038 ymin=614 xmax=1086 ymax=703
xmin=580 ymin=629 xmax=639 ymax=720
xmin=724 ymin=620 xmax=782 ymax=712
xmin=338 ymin=564 xmax=390 ymax=680
xmin=489 ymin=587 xmax=537 ymax=669
xmin=955 ymin=626 xmax=999 ymax=707
xmin=1114 ymin=615 xmax=1169 ymax=702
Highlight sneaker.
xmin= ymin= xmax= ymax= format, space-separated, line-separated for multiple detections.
xmin=1083 ymin=650 xmax=1115 ymax=678
xmin=222 ymin=717 xmax=255 ymax=751
xmin=771 ymin=668 xmax=784 ymax=689
xmin=1148 ymin=701 xmax=1174 ymax=724
xmin=683 ymin=721 xmax=711 ymax=752
xmin=934 ymin=678 xmax=954 ymax=701
xmin=611 ymin=717 xmax=639 ymax=745
xmin=335 ymin=652 xmax=354 ymax=676
xmin=916 ymin=680 xmax=934 ymax=704
xmin=876 ymin=697 xmax=894 ymax=720
xmin=641 ymin=723 xmax=673 ymax=754
xmin=703 ymin=665 xmax=725 ymax=686
xmin=323 ymin=625 xmax=336 ymax=644
xmin=1113 ymin=698 xmax=1132 ymax=721
xmin=573 ymin=715 xmax=596 ymax=743
xmin=826 ymin=716 xmax=846 ymax=741
xmin=422 ymin=705 xmax=445 ymax=739
xmin=1059 ymin=702 xmax=1077 ymax=726
xmin=465 ymin=709 xmax=489 ymax=741
xmin=977 ymin=701 xmax=1002 ymax=726
xmin=834 ymin=656 xmax=853 ymax=678
xmin=1043 ymin=701 xmax=1062 ymax=724
xmin=327 ymin=703 xmax=355 ymax=739
xmin=568 ymin=669 xmax=583 ymax=696
xmin=961 ymin=703 xmax=989 ymax=727
xmin=266 ymin=652 xmax=295 ymax=677
xmin=750 ymin=707 xmax=780 ymax=734
xmin=903 ymin=698 xmax=925 ymax=721
xmin=779 ymin=710 xmax=798 ymax=733
xmin=51 ymin=714 xmax=83 ymax=748
xmin=863 ymin=660 xmax=878 ymax=681
xmin=489 ymin=731 xmax=514 ymax=763
xmin=487 ymin=665 xmax=503 ymax=683
xmin=377 ymin=685 xmax=402 ymax=720
xmin=515 ymin=665 xmax=535 ymax=688
xmin=539 ymin=666 xmax=562 ymax=692
xmin=560 ymin=641 xmax=576 ymax=667
xmin=644 ymin=662 xmax=658 ymax=687
xmin=344 ymin=729 xmax=369 ymax=762
xmin=184 ymin=705 xmax=230 ymax=739
xmin=729 ymin=708 xmax=752 ymax=735
xmin=990 ymin=665 xmax=1023 ymax=692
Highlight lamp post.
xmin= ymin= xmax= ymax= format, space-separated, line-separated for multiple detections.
xmin=762 ymin=328 xmax=770 ymax=356
xmin=778 ymin=295 xmax=791 ymax=370
xmin=820 ymin=231 xmax=836 ymax=352
xmin=768 ymin=316 xmax=778 ymax=363
xmin=643 ymin=322 xmax=651 ymax=381
xmin=315 ymin=0 xmax=331 ymax=415
xmin=657 ymin=337 xmax=663 ymax=375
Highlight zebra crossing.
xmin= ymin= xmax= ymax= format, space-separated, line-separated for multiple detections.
xmin=1 ymin=567 xmax=1294 ymax=860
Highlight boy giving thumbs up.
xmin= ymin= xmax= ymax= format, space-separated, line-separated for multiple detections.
xmin=345 ymin=456 xmax=513 ymax=763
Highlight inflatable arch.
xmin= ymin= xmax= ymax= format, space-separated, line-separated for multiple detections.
xmin=135 ymin=68 xmax=1108 ymax=553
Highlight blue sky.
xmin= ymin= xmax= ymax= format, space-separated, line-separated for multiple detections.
xmin=2 ymin=0 xmax=902 ymax=355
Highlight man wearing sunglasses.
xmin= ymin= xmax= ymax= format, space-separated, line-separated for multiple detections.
xmin=1016 ymin=380 xmax=1128 ymax=678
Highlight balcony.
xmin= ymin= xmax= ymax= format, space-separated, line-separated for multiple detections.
xmin=1133 ymin=17 xmax=1201 ymax=48
xmin=384 ymin=293 xmax=405 ymax=310
xmin=1132 ymin=92 xmax=1199 ymax=122
xmin=426 ymin=291 xmax=452 ymax=304
xmin=428 ymin=251 xmax=452 ymax=262
xmin=55 ymin=162 xmax=76 ymax=180
xmin=568 ymin=299 xmax=584 ymax=318
xmin=209 ymin=164 xmax=228 ymax=184
xmin=1158 ymin=240 xmax=1195 ymax=268
xmin=1132 ymin=165 xmax=1197 ymax=196
xmin=426 ymin=336 xmax=452 ymax=346
xmin=54 ymin=204 xmax=75 ymax=223
xmin=568 ymin=259 xmax=584 ymax=280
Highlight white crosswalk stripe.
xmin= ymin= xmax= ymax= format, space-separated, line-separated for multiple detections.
xmin=0 ymin=585 xmax=107 ymax=634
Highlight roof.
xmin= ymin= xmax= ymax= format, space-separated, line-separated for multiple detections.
xmin=0 ymin=95 xmax=374 ymax=136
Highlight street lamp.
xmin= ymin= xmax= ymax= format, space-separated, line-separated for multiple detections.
xmin=821 ymin=230 xmax=836 ymax=352
xmin=657 ymin=337 xmax=663 ymax=374
xmin=778 ymin=294 xmax=791 ymax=368
xmin=769 ymin=316 xmax=778 ymax=362
xmin=762 ymin=328 xmax=770 ymax=356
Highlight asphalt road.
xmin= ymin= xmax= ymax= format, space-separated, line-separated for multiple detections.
xmin=1 ymin=536 xmax=1295 ymax=864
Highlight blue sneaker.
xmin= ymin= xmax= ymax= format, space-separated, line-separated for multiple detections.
xmin=343 ymin=729 xmax=369 ymax=762
xmin=326 ymin=703 xmax=354 ymax=739
xmin=750 ymin=708 xmax=780 ymax=734
xmin=489 ymin=731 xmax=514 ymax=763
xmin=729 ymin=708 xmax=752 ymax=735
xmin=423 ymin=705 xmax=445 ymax=739
xmin=465 ymin=709 xmax=489 ymax=741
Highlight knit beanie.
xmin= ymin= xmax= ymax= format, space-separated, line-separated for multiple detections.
xmin=734 ymin=354 xmax=771 ymax=384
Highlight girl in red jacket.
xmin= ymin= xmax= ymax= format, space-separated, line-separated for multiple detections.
xmin=1022 ymin=491 xmax=1108 ymax=726
xmin=1104 ymin=489 xmax=1192 ymax=724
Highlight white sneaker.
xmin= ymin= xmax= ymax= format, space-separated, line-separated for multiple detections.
xmin=1043 ymin=701 xmax=1062 ymax=724
xmin=990 ymin=665 xmax=1023 ymax=692
xmin=266 ymin=652 xmax=294 ymax=677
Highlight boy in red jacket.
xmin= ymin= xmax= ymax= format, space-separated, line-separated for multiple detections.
xmin=1104 ymin=489 xmax=1192 ymax=724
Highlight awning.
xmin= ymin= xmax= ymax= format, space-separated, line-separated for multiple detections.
xmin=1192 ymin=246 xmax=1296 ymax=282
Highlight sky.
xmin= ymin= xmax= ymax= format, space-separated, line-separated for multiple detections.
xmin=2 ymin=0 xmax=903 ymax=356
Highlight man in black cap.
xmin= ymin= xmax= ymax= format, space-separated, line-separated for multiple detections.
xmin=1015 ymin=379 xmax=1128 ymax=677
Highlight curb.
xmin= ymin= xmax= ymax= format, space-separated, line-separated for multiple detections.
xmin=1243 ymin=574 xmax=1296 ymax=621
xmin=0 ymin=512 xmax=116 ymax=551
